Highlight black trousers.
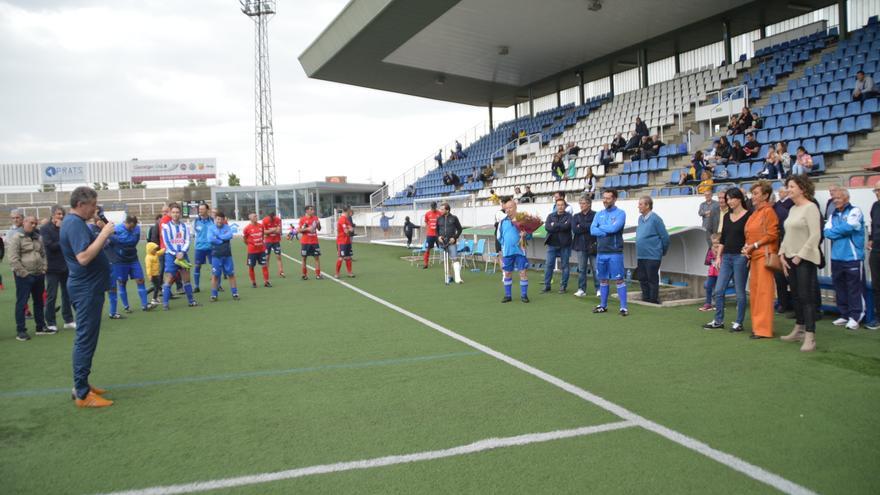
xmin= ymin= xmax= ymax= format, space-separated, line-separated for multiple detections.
xmin=637 ymin=259 xmax=661 ymax=304
xmin=870 ymin=251 xmax=880 ymax=322
xmin=15 ymin=274 xmax=46 ymax=333
xmin=45 ymin=271 xmax=73 ymax=326
xmin=774 ymin=270 xmax=792 ymax=312
xmin=787 ymin=259 xmax=818 ymax=332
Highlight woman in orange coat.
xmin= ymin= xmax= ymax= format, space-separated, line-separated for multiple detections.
xmin=742 ymin=180 xmax=780 ymax=339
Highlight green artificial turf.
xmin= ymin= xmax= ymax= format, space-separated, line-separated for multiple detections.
xmin=1 ymin=240 xmax=878 ymax=494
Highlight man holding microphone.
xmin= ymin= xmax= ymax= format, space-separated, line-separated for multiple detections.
xmin=60 ymin=187 xmax=114 ymax=408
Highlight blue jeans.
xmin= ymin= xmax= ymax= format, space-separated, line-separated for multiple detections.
xmin=704 ymin=275 xmax=718 ymax=305
xmin=70 ymin=283 xmax=106 ymax=400
xmin=544 ymin=245 xmax=571 ymax=289
xmin=713 ymin=253 xmax=749 ymax=325
xmin=576 ymin=250 xmax=598 ymax=292
xmin=15 ymin=274 xmax=46 ymax=333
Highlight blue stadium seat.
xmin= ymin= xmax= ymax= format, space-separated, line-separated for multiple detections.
xmin=777 ymin=114 xmax=790 ymax=127
xmin=803 ymin=108 xmax=817 ymax=122
xmin=790 ymin=112 xmax=803 ymax=125
xmin=784 ymin=101 xmax=797 ymax=113
xmin=794 ymin=124 xmax=809 ymax=139
xmin=862 ymin=98 xmax=878 ymax=114
xmin=846 ymin=101 xmax=862 ymax=117
xmin=781 ymin=126 xmax=795 ymax=141
xmin=658 ymin=157 xmax=668 ymax=170
xmin=738 ymin=163 xmax=752 ymax=178
xmin=678 ymin=143 xmax=688 ymax=155
xmin=822 ymin=93 xmax=837 ymax=106
xmin=816 ymin=106 xmax=831 ymax=121
xmin=640 ymin=160 xmax=650 ymax=173
xmin=816 ymin=136 xmax=832 ymax=153
xmin=769 ymin=128 xmax=782 ymax=141
xmin=623 ymin=162 xmax=631 ymax=174
xmin=832 ymin=135 xmax=849 ymax=152
xmin=808 ymin=122 xmax=824 ymax=137
xmin=750 ymin=163 xmax=764 ymax=177
xmin=855 ymin=114 xmax=873 ymax=132
xmin=811 ymin=155 xmax=826 ymax=173
xmin=831 ymin=104 xmax=846 ymax=119
xmin=659 ymin=188 xmax=670 ymax=197
xmin=837 ymin=90 xmax=853 ymax=104
xmin=789 ymin=139 xmax=801 ymax=151
xmin=669 ymin=169 xmax=680 ymax=184
xmin=646 ymin=158 xmax=656 ymax=171
xmin=618 ymin=190 xmax=628 ymax=199
xmin=638 ymin=172 xmax=648 ymax=187
xmin=802 ymin=138 xmax=817 ymax=153
xmin=840 ymin=116 xmax=856 ymax=133
xmin=796 ymin=99 xmax=810 ymax=111
xmin=765 ymin=115 xmax=777 ymax=129
xmin=810 ymin=96 xmax=823 ymax=109
xmin=824 ymin=119 xmax=839 ymax=135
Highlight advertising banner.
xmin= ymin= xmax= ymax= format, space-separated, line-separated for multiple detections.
xmin=131 ymin=158 xmax=216 ymax=182
xmin=41 ymin=162 xmax=87 ymax=184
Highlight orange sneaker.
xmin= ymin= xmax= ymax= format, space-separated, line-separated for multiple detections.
xmin=71 ymin=386 xmax=109 ymax=400
xmin=75 ymin=391 xmax=113 ymax=408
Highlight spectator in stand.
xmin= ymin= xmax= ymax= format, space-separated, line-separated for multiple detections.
xmin=584 ymin=167 xmax=598 ymax=198
xmin=742 ymin=181 xmax=780 ymax=339
xmin=638 ymin=136 xmax=653 ymax=160
xmin=488 ymin=189 xmax=500 ymax=205
xmin=743 ymin=132 xmax=760 ymax=160
xmin=403 ymin=216 xmax=419 ymax=248
xmin=697 ymin=170 xmax=714 ymax=194
xmin=508 ymin=129 xmax=518 ymax=142
xmin=519 ymin=185 xmax=535 ymax=203
xmin=542 ymin=198 xmax=573 ymax=294
xmin=758 ymin=148 xmax=779 ymax=179
xmin=513 ymin=187 xmax=522 ymax=202
xmin=641 ymin=134 xmax=664 ymax=160
xmin=572 ymin=194 xmax=597 ymax=298
xmin=707 ymin=137 xmax=732 ymax=168
xmin=733 ymin=106 xmax=753 ymax=135
xmin=729 ymin=140 xmax=747 ymax=164
xmin=566 ymin=142 xmax=581 ymax=178
xmin=635 ymin=196 xmax=669 ymax=305
xmin=448 ymin=150 xmax=456 ymax=162
xmin=406 ymin=185 xmax=415 ymax=197
xmin=10 ymin=215 xmax=49 ymax=340
xmin=450 ymin=172 xmax=461 ymax=187
xmin=773 ymin=186 xmax=794 ymax=315
xmin=776 ymin=142 xmax=791 ymax=177
xmin=634 ymin=117 xmax=649 ymax=139
xmin=40 ymin=205 xmax=75 ymax=332
xmin=599 ymin=144 xmax=614 ymax=167
xmin=518 ymin=129 xmax=527 ymax=145
xmin=867 ymin=184 xmax=880 ymax=330
xmin=853 ymin=70 xmax=878 ymax=101
xmin=471 ymin=167 xmax=480 ymax=183
xmin=679 ymin=151 xmax=706 ymax=185
xmin=698 ymin=190 xmax=720 ymax=249
xmin=610 ymin=133 xmax=627 ymax=153
xmin=700 ymin=233 xmax=722 ymax=312
xmin=824 ymin=187 xmax=866 ymax=330
xmin=747 ymin=111 xmax=762 ymax=133
xmin=480 ymin=165 xmax=495 ymax=182
xmin=590 ymin=189 xmax=628 ymax=316
xmin=725 ymin=115 xmax=739 ymax=136
xmin=791 ymin=146 xmax=813 ymax=176
xmin=704 ymin=187 xmax=751 ymax=332
xmin=442 ymin=171 xmax=452 ymax=186
xmin=551 ymin=191 xmax=574 ymax=215
xmin=435 ymin=149 xmax=443 ymax=168
xmin=551 ymin=145 xmax=566 ymax=181
xmin=455 ymin=140 xmax=467 ymax=159
xmin=623 ymin=131 xmax=641 ymax=151
xmin=779 ymin=175 xmax=823 ymax=351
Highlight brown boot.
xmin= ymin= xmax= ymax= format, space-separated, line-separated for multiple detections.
xmin=780 ymin=325 xmax=805 ymax=342
xmin=800 ymin=331 xmax=816 ymax=352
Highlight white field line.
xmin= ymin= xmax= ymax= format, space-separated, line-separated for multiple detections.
xmin=277 ymin=254 xmax=819 ymax=495
xmin=98 ymin=421 xmax=635 ymax=495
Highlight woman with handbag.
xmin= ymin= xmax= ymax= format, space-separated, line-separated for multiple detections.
xmin=742 ymin=180 xmax=780 ymax=339
xmin=778 ymin=175 xmax=822 ymax=351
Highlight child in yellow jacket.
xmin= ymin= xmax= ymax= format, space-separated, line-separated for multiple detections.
xmin=145 ymin=242 xmax=165 ymax=304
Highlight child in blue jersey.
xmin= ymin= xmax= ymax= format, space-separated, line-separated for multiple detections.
xmin=90 ymin=216 xmax=122 ymax=319
xmin=496 ymin=199 xmax=529 ymax=303
xmin=191 ymin=203 xmax=214 ymax=293
xmin=112 ymin=215 xmax=155 ymax=312
xmin=590 ymin=189 xmax=628 ymax=316
xmin=161 ymin=203 xmax=197 ymax=309
xmin=207 ymin=211 xmax=239 ymax=301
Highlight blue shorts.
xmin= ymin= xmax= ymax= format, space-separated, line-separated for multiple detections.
xmin=265 ymin=242 xmax=281 ymax=255
xmin=212 ymin=256 xmax=235 ymax=277
xmin=113 ymin=262 xmax=145 ymax=282
xmin=426 ymin=236 xmax=438 ymax=249
xmin=194 ymin=249 xmax=212 ymax=265
xmin=502 ymin=254 xmax=529 ymax=273
xmin=247 ymin=252 xmax=266 ymax=267
xmin=301 ymin=244 xmax=321 ymax=257
xmin=164 ymin=253 xmax=191 ymax=275
xmin=596 ymin=253 xmax=625 ymax=281
xmin=337 ymin=243 xmax=353 ymax=257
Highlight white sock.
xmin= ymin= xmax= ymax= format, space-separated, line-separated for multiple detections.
xmin=453 ymin=262 xmax=462 ymax=282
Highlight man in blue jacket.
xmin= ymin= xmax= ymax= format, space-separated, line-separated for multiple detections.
xmin=571 ymin=194 xmax=597 ymax=298
xmin=590 ymin=189 xmax=628 ymax=316
xmin=635 ymin=196 xmax=670 ymax=304
xmin=207 ymin=211 xmax=239 ymax=302
xmin=112 ymin=215 xmax=155 ymax=312
xmin=824 ymin=188 xmax=866 ymax=330
xmin=192 ymin=203 xmax=214 ymax=293
xmin=497 ymin=199 xmax=529 ymax=303
xmin=543 ymin=198 xmax=572 ymax=293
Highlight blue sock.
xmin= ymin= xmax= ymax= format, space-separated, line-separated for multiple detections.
xmin=617 ymin=282 xmax=628 ymax=310
xmin=231 ymin=287 xmax=238 ymax=296
xmin=211 ymin=287 xmax=218 ymax=298
xmin=136 ymin=283 xmax=148 ymax=307
xmin=503 ymin=277 xmax=512 ymax=298
xmin=600 ymin=283 xmax=609 ymax=307
xmin=520 ymin=279 xmax=529 ymax=298
xmin=108 ymin=290 xmax=118 ymax=315
xmin=117 ymin=282 xmax=129 ymax=309
xmin=194 ymin=265 xmax=201 ymax=289
xmin=162 ymin=284 xmax=171 ymax=307
xmin=184 ymin=283 xmax=195 ymax=304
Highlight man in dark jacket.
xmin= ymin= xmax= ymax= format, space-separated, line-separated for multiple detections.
xmin=543 ymin=198 xmax=573 ymax=293
xmin=571 ymin=195 xmax=597 ymax=298
xmin=436 ymin=203 xmax=464 ymax=284
xmin=634 ymin=117 xmax=649 ymax=138
xmin=40 ymin=205 xmax=74 ymax=331
xmin=867 ymin=185 xmax=880 ymax=329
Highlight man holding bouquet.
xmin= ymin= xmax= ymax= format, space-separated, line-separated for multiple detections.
xmin=497 ymin=199 xmax=533 ymax=303
xmin=590 ymin=189 xmax=628 ymax=316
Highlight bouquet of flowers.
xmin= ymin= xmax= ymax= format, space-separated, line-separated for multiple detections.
xmin=512 ymin=211 xmax=543 ymax=249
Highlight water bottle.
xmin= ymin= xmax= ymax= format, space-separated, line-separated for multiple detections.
xmin=626 ymin=269 xmax=632 ymax=282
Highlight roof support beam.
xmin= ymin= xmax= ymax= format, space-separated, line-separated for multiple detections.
xmin=722 ymin=18 xmax=732 ymax=66
xmin=638 ymin=48 xmax=648 ymax=89
xmin=838 ymin=0 xmax=848 ymax=40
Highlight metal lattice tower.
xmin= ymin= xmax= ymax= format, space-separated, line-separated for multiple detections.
xmin=241 ymin=0 xmax=276 ymax=186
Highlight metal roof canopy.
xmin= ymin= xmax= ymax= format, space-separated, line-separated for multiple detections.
xmin=299 ymin=0 xmax=839 ymax=108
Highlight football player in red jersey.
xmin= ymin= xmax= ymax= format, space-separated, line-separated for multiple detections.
xmin=422 ymin=201 xmax=442 ymax=268
xmin=335 ymin=205 xmax=355 ymax=278
xmin=298 ymin=205 xmax=322 ymax=280
xmin=261 ymin=211 xmax=284 ymax=277
xmin=242 ymin=213 xmax=271 ymax=288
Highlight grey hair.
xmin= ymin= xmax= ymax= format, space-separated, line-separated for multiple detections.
xmin=69 ymin=186 xmax=98 ymax=209
xmin=639 ymin=196 xmax=654 ymax=209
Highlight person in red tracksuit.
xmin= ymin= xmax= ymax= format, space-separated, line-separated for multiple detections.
xmin=422 ymin=201 xmax=442 ymax=269
xmin=242 ymin=213 xmax=270 ymax=288
xmin=335 ymin=205 xmax=355 ymax=278
xmin=299 ymin=206 xmax=323 ymax=280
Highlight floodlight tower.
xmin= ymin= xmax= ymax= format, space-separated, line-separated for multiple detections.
xmin=241 ymin=0 xmax=277 ymax=186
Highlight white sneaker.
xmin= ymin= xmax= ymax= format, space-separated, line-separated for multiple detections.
xmin=832 ymin=317 xmax=848 ymax=326
xmin=845 ymin=318 xmax=860 ymax=330
xmin=596 ymin=290 xmax=601 ymax=297
xmin=63 ymin=322 xmax=76 ymax=329
xmin=574 ymin=289 xmax=586 ymax=297
xmin=47 ymin=325 xmax=58 ymax=332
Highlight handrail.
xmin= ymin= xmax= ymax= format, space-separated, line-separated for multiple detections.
xmin=707 ymin=83 xmax=750 ymax=134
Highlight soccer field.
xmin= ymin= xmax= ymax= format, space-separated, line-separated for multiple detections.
xmin=1 ymin=241 xmax=879 ymax=494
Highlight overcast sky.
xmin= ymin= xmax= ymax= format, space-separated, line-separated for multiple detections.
xmin=0 ymin=0 xmax=512 ymax=187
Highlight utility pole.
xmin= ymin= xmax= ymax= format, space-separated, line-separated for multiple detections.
xmin=240 ymin=0 xmax=277 ymax=185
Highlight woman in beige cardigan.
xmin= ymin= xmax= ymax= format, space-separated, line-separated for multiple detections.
xmin=779 ymin=175 xmax=823 ymax=352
